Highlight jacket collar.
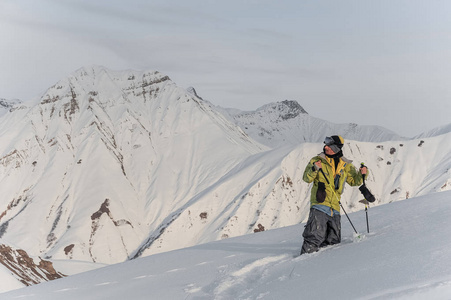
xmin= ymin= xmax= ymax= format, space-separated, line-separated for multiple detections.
xmin=318 ymin=152 xmax=353 ymax=164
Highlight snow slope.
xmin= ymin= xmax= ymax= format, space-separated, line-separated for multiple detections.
xmin=2 ymin=190 xmax=451 ymax=299
xmin=135 ymin=131 xmax=451 ymax=259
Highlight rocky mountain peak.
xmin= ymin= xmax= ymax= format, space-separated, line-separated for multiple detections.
xmin=252 ymin=100 xmax=308 ymax=121
xmin=186 ymin=87 xmax=204 ymax=101
xmin=0 ymin=99 xmax=24 ymax=117
xmin=0 ymin=99 xmax=22 ymax=109
xmin=279 ymin=100 xmax=308 ymax=120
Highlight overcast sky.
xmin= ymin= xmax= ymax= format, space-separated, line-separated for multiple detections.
xmin=1 ymin=0 xmax=450 ymax=137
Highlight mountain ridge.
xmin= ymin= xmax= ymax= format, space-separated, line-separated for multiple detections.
xmin=219 ymin=99 xmax=406 ymax=148
xmin=0 ymin=66 xmax=265 ymax=265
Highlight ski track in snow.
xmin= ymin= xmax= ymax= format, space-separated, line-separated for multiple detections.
xmin=166 ymin=268 xmax=186 ymax=273
xmin=94 ymin=282 xmax=116 ymax=286
xmin=184 ymin=283 xmax=202 ymax=294
xmin=213 ymin=254 xmax=290 ymax=299
xmin=53 ymin=287 xmax=78 ymax=293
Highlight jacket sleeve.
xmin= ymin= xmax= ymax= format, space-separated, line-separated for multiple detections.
xmin=303 ymin=157 xmax=319 ymax=183
xmin=345 ymin=163 xmax=363 ymax=186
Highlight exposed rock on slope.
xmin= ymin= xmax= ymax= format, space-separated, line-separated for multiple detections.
xmin=0 ymin=244 xmax=64 ymax=287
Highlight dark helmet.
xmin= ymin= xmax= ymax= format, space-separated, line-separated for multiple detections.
xmin=324 ymin=135 xmax=344 ymax=153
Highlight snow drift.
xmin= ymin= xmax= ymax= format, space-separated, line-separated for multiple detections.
xmin=2 ymin=190 xmax=451 ymax=299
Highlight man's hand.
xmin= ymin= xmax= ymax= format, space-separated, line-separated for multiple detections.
xmin=313 ymin=161 xmax=322 ymax=171
xmin=360 ymin=166 xmax=367 ymax=175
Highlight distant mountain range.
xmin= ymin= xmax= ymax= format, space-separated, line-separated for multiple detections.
xmin=0 ymin=66 xmax=450 ymax=292
xmin=216 ymin=99 xmax=405 ymax=148
xmin=0 ymin=99 xmax=22 ymax=117
xmin=414 ymin=123 xmax=451 ymax=139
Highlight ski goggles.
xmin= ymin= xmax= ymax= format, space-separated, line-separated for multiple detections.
xmin=324 ymin=136 xmax=342 ymax=153
xmin=324 ymin=136 xmax=336 ymax=146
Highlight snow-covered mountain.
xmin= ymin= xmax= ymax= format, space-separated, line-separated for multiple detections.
xmin=414 ymin=122 xmax=451 ymax=139
xmin=0 ymin=99 xmax=22 ymax=117
xmin=2 ymin=190 xmax=451 ymax=299
xmin=0 ymin=65 xmax=265 ymax=264
xmin=220 ymin=100 xmax=405 ymax=148
xmin=0 ymin=66 xmax=450 ymax=293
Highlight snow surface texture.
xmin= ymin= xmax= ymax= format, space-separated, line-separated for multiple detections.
xmin=0 ymin=65 xmax=450 ymax=292
xmin=2 ymin=191 xmax=451 ymax=299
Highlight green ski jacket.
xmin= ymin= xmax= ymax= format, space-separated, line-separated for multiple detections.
xmin=303 ymin=153 xmax=363 ymax=213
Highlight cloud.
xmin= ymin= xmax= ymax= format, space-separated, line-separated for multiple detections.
xmin=42 ymin=0 xmax=230 ymax=35
xmin=1 ymin=0 xmax=450 ymax=136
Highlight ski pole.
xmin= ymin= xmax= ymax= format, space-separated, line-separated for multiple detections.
xmin=319 ymin=168 xmax=358 ymax=234
xmin=365 ymin=203 xmax=369 ymax=233
xmin=360 ymin=163 xmax=371 ymax=233
xmin=339 ymin=200 xmax=358 ymax=235
xmin=362 ymin=172 xmax=370 ymax=233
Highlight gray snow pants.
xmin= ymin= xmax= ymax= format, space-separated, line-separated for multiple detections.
xmin=301 ymin=208 xmax=341 ymax=255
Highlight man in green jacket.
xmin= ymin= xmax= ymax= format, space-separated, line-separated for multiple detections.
xmin=301 ymin=135 xmax=367 ymax=255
